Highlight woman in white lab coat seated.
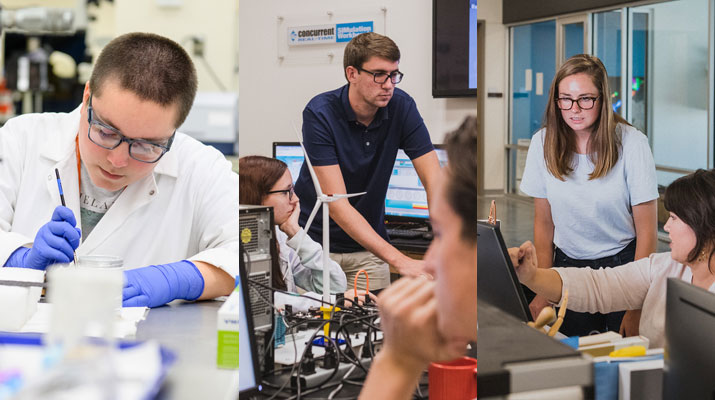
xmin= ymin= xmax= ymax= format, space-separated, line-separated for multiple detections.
xmin=510 ymin=169 xmax=715 ymax=347
xmin=239 ymin=156 xmax=375 ymax=312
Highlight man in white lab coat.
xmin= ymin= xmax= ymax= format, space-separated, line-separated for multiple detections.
xmin=0 ymin=32 xmax=238 ymax=307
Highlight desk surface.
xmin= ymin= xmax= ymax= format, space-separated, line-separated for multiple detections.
xmin=135 ymin=299 xmax=238 ymax=400
xmin=478 ymin=301 xmax=592 ymax=397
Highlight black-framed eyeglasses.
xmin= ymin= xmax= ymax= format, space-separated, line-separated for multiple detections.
xmin=357 ymin=67 xmax=404 ymax=84
xmin=556 ymin=96 xmax=601 ymax=110
xmin=267 ymin=185 xmax=295 ymax=201
xmin=87 ymin=94 xmax=175 ymax=163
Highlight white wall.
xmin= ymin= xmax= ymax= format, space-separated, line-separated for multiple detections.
xmin=99 ymin=0 xmax=239 ymax=93
xmin=479 ymin=0 xmax=508 ymax=191
xmin=238 ymin=0 xmax=477 ymax=157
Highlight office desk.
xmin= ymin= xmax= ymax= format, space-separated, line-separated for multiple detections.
xmin=478 ymin=301 xmax=593 ymax=398
xmin=135 ymin=300 xmax=238 ymax=400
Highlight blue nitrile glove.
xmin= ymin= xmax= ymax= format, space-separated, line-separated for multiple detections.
xmin=122 ymin=260 xmax=205 ymax=308
xmin=4 ymin=206 xmax=81 ymax=270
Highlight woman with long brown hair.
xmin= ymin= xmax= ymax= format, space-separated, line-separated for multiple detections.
xmin=239 ymin=156 xmax=372 ymax=311
xmin=520 ymin=54 xmax=658 ymax=337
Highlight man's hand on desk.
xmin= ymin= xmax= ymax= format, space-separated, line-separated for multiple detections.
xmin=392 ymin=256 xmax=426 ymax=277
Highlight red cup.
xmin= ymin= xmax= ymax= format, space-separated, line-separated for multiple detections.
xmin=428 ymin=356 xmax=478 ymax=400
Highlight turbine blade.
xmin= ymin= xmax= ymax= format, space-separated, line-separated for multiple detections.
xmin=303 ymin=201 xmax=322 ymax=237
xmin=295 ymin=200 xmax=322 ymax=254
xmin=342 ymin=192 xmax=367 ymax=198
xmin=330 ymin=192 xmax=367 ymax=200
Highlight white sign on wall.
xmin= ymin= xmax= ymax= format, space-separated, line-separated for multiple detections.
xmin=287 ymin=21 xmax=373 ymax=46
xmin=287 ymin=24 xmax=335 ymax=45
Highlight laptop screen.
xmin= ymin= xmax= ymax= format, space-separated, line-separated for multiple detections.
xmin=477 ymin=221 xmax=532 ymax=322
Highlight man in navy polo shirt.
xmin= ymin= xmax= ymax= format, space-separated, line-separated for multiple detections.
xmin=295 ymin=32 xmax=441 ymax=290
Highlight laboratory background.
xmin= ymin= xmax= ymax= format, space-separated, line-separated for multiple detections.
xmin=0 ymin=0 xmax=239 ymax=399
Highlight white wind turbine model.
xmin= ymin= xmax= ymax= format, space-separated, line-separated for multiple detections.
xmin=292 ymin=123 xmax=366 ymax=304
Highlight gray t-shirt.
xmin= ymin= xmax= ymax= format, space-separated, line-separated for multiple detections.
xmin=79 ymin=162 xmax=123 ymax=239
xmin=520 ymin=123 xmax=658 ymax=259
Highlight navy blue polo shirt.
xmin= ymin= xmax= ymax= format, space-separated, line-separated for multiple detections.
xmin=294 ymin=84 xmax=433 ymax=253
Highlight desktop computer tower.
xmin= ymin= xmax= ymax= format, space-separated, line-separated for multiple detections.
xmin=239 ymin=204 xmax=276 ymax=376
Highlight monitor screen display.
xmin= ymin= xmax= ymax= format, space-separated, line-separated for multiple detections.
xmin=433 ymin=0 xmax=478 ymax=97
xmin=273 ymin=142 xmax=303 ymax=184
xmin=273 ymin=143 xmax=447 ymax=222
xmin=384 ymin=147 xmax=448 ymax=220
xmin=664 ymin=278 xmax=715 ymax=399
xmin=469 ymin=0 xmax=477 ymax=90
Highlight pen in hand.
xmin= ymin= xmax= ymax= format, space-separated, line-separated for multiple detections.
xmin=54 ymin=168 xmax=67 ymax=207
xmin=54 ymin=168 xmax=78 ymax=266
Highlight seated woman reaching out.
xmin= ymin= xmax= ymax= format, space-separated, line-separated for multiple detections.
xmin=510 ymin=169 xmax=715 ymax=347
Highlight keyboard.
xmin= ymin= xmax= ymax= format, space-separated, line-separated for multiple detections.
xmin=387 ymin=228 xmax=429 ymax=240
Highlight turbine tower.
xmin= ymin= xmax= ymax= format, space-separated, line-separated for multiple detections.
xmin=293 ymin=123 xmax=365 ymax=303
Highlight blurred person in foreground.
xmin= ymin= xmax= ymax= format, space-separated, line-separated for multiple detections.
xmin=360 ymin=116 xmax=477 ymax=399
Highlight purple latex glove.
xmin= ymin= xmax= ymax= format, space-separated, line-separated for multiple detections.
xmin=5 ymin=206 xmax=81 ymax=270
xmin=122 ymin=260 xmax=205 ymax=308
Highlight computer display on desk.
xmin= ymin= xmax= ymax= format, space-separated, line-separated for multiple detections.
xmin=384 ymin=146 xmax=448 ymax=224
xmin=477 ymin=221 xmax=532 ymax=322
xmin=272 ymin=142 xmax=303 ymax=184
xmin=239 ymin=246 xmax=261 ymax=395
xmin=663 ymin=278 xmax=715 ymax=399
xmin=273 ymin=143 xmax=448 ymax=225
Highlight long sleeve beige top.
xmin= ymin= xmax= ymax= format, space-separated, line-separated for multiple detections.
xmin=554 ymin=252 xmax=715 ymax=348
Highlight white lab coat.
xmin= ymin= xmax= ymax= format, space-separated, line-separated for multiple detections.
xmin=274 ymin=228 xmax=347 ymax=312
xmin=0 ymin=107 xmax=239 ymax=278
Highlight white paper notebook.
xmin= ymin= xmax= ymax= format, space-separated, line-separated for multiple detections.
xmin=20 ymin=303 xmax=149 ymax=338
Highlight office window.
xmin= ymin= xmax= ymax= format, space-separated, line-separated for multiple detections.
xmin=508 ymin=20 xmax=556 ymax=194
xmin=593 ymin=10 xmax=624 ymax=117
xmin=631 ymin=0 xmax=712 ymax=186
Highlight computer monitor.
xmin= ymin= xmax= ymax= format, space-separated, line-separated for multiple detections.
xmin=663 ymin=278 xmax=715 ymax=399
xmin=272 ymin=142 xmax=447 ymax=224
xmin=477 ymin=221 xmax=532 ymax=322
xmin=384 ymin=146 xmax=448 ymax=224
xmin=239 ymin=245 xmax=261 ymax=396
xmin=272 ymin=142 xmax=303 ymax=184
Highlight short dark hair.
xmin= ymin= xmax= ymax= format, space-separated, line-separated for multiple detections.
xmin=89 ymin=32 xmax=198 ymax=128
xmin=664 ymin=169 xmax=715 ymax=268
xmin=444 ymin=116 xmax=477 ymax=243
xmin=343 ymin=32 xmax=400 ymax=82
